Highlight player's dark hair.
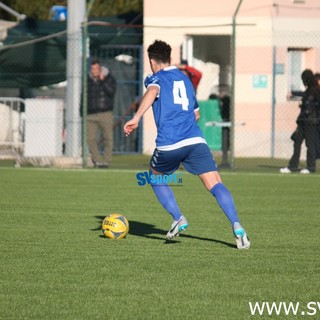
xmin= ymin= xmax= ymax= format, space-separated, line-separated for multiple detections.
xmin=147 ymin=40 xmax=171 ymax=64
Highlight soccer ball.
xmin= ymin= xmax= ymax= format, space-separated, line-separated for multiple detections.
xmin=102 ymin=214 xmax=129 ymax=239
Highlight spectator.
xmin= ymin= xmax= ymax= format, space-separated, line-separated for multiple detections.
xmin=177 ymin=60 xmax=202 ymax=121
xmin=87 ymin=58 xmax=116 ymax=168
xmin=177 ymin=60 xmax=203 ymax=92
xmin=280 ymin=69 xmax=320 ymax=174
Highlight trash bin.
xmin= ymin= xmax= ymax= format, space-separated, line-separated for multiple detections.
xmin=197 ymin=99 xmax=222 ymax=150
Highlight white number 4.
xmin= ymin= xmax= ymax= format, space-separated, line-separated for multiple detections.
xmin=173 ymin=81 xmax=189 ymax=111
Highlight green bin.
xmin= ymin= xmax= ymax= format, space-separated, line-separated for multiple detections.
xmin=197 ymin=99 xmax=222 ymax=150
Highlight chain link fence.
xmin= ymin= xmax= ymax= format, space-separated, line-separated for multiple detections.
xmin=0 ymin=22 xmax=143 ymax=168
xmin=142 ymin=24 xmax=320 ymax=172
xmin=1 ymin=19 xmax=320 ymax=171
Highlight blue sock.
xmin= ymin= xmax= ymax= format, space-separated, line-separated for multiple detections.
xmin=210 ymin=183 xmax=239 ymax=226
xmin=151 ymin=183 xmax=182 ymax=221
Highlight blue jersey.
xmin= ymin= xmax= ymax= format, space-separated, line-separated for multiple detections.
xmin=144 ymin=66 xmax=206 ymax=150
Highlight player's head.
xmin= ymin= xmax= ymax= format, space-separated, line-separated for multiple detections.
xmin=147 ymin=40 xmax=171 ymax=65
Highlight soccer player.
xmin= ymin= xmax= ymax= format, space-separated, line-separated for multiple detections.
xmin=124 ymin=40 xmax=250 ymax=249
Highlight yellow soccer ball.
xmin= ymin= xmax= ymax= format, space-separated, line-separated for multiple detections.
xmin=102 ymin=214 xmax=129 ymax=239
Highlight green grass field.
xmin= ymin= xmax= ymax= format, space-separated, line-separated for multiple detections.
xmin=1 ymin=166 xmax=320 ymax=319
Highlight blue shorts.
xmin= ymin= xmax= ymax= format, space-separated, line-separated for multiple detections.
xmin=150 ymin=143 xmax=218 ymax=175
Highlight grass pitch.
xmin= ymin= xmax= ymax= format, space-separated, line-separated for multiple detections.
xmin=0 ymin=167 xmax=320 ymax=319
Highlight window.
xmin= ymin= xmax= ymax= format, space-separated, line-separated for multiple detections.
xmin=287 ymin=48 xmax=307 ymax=92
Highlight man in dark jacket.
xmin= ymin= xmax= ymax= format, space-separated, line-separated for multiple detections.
xmin=87 ymin=59 xmax=116 ymax=168
xmin=280 ymin=69 xmax=320 ymax=174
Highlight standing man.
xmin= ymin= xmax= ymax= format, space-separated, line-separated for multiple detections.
xmin=124 ymin=40 xmax=250 ymax=249
xmin=280 ymin=69 xmax=320 ymax=174
xmin=87 ymin=58 xmax=116 ymax=168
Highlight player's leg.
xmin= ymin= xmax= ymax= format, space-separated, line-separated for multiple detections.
xmin=151 ymin=170 xmax=188 ymax=239
xmin=199 ymin=171 xmax=239 ymax=225
xmin=149 ymin=148 xmax=188 ymax=239
xmin=183 ymin=143 xmax=250 ymax=249
xmin=182 ymin=144 xmax=239 ymax=225
xmin=199 ymin=171 xmax=250 ymax=249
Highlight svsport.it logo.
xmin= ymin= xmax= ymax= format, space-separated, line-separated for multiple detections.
xmin=136 ymin=170 xmax=183 ymax=186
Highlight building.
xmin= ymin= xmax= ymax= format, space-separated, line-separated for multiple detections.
xmin=142 ymin=0 xmax=320 ymax=159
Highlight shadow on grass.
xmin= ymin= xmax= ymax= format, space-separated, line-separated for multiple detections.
xmin=94 ymin=216 xmax=235 ymax=248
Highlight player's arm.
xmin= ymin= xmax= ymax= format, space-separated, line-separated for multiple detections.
xmin=124 ymin=85 xmax=159 ymax=136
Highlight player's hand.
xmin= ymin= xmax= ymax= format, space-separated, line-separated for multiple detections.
xmin=124 ymin=119 xmax=139 ymax=136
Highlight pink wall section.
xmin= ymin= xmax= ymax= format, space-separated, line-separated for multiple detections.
xmin=235 ymin=103 xmax=271 ymax=131
xmin=305 ymin=49 xmax=318 ymax=71
xmin=275 ymin=47 xmax=287 ymax=64
xmin=145 ymin=0 xmax=320 ymax=18
xmin=236 ymin=47 xmax=273 ymax=73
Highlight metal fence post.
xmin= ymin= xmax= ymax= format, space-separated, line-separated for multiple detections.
xmin=230 ymin=0 xmax=244 ymax=169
